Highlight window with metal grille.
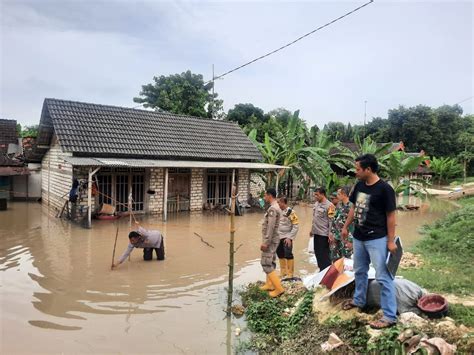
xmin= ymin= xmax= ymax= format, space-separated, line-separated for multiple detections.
xmin=132 ymin=175 xmax=144 ymax=211
xmin=206 ymin=169 xmax=238 ymax=206
xmin=115 ymin=175 xmax=129 ymax=212
xmin=96 ymin=168 xmax=146 ymax=213
xmin=97 ymin=175 xmax=112 ymax=205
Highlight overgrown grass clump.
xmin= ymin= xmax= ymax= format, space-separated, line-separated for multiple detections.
xmin=241 ymin=284 xmax=313 ymax=343
xmin=400 ymin=197 xmax=474 ymax=296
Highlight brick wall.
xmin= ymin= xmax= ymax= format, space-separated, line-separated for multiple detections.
xmin=238 ymin=168 xmax=250 ymax=202
xmin=148 ymin=168 xmax=164 ymax=214
xmin=250 ymin=172 xmax=265 ymax=198
xmin=190 ymin=168 xmax=204 ymax=211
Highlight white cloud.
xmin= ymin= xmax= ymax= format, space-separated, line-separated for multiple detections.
xmin=0 ymin=0 xmax=472 ymax=127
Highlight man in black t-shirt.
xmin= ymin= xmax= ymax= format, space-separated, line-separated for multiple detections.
xmin=341 ymin=154 xmax=398 ymax=329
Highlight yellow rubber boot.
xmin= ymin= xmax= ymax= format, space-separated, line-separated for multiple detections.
xmin=259 ymin=274 xmax=274 ymax=291
xmin=279 ymin=258 xmax=288 ymax=278
xmin=286 ymin=259 xmax=294 ymax=278
xmin=268 ymin=271 xmax=285 ymax=298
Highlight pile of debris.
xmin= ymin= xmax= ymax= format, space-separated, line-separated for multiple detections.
xmin=399 ymin=252 xmax=424 ymax=269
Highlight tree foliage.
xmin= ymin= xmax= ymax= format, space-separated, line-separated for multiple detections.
xmin=133 ymin=70 xmax=224 ymax=118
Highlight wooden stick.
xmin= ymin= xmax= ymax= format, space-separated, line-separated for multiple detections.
xmin=193 ymin=232 xmax=215 ymax=248
xmin=226 ymin=169 xmax=236 ymax=317
xmin=111 ymin=224 xmax=119 ymax=270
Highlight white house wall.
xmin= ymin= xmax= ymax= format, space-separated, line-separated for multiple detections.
xmin=41 ymin=135 xmax=73 ymax=213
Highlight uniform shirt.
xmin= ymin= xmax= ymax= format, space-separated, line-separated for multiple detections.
xmin=311 ymin=199 xmax=335 ymax=237
xmin=118 ymin=226 xmax=163 ymax=263
xmin=261 ymin=201 xmax=281 ymax=245
xmin=349 ymin=179 xmax=396 ymax=241
xmin=278 ymin=207 xmax=299 ymax=240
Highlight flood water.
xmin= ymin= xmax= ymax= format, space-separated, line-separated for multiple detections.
xmin=1 ymin=198 xmax=454 ymax=354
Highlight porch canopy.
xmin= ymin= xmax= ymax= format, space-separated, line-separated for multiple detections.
xmin=63 ymin=156 xmax=287 ymax=170
xmin=64 ymin=156 xmax=288 ymax=226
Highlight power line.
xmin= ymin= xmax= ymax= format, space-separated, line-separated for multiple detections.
xmin=207 ymin=0 xmax=374 ymax=84
xmin=455 ymin=96 xmax=474 ymax=105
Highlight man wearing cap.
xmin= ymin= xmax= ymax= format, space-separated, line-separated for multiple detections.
xmin=276 ymin=195 xmax=299 ymax=279
xmin=259 ymin=188 xmax=285 ymax=297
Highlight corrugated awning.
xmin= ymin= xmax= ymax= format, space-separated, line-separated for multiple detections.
xmin=0 ymin=167 xmax=30 ymax=176
xmin=63 ymin=156 xmax=288 ymax=170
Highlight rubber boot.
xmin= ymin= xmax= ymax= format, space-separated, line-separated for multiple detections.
xmin=259 ymin=274 xmax=274 ymax=291
xmin=286 ymin=259 xmax=294 ymax=278
xmin=279 ymin=258 xmax=288 ymax=278
xmin=268 ymin=271 xmax=285 ymax=298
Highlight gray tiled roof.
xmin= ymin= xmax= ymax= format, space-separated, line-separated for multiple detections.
xmin=0 ymin=119 xmax=18 ymax=154
xmin=40 ymin=98 xmax=262 ymax=161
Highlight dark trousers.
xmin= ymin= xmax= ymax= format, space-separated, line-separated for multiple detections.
xmin=143 ymin=238 xmax=165 ymax=261
xmin=276 ymin=239 xmax=294 ymax=259
xmin=143 ymin=248 xmax=159 ymax=261
xmin=313 ymin=234 xmax=331 ymax=271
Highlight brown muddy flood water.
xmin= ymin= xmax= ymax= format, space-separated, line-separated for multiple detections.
xmin=1 ymin=199 xmax=454 ymax=354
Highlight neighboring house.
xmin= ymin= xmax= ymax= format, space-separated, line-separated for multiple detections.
xmin=0 ymin=119 xmax=41 ymax=202
xmin=32 ymin=98 xmax=281 ymax=226
xmin=406 ymin=150 xmax=432 ymax=182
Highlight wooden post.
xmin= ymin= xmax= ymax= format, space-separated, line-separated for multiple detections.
xmin=275 ymin=170 xmax=280 ymax=195
xmin=87 ymin=167 xmax=101 ymax=229
xmin=87 ymin=168 xmax=93 ymax=229
xmin=128 ymin=192 xmax=132 ymax=228
xmin=163 ymin=168 xmax=169 ymax=222
xmin=227 ymin=169 xmax=236 ymax=317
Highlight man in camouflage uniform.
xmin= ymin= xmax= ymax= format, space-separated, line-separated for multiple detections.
xmin=277 ymin=195 xmax=299 ymax=279
xmin=329 ymin=186 xmax=354 ymax=261
xmin=259 ymin=188 xmax=285 ymax=297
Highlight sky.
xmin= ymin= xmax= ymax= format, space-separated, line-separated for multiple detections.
xmin=1 ymin=0 xmax=472 ymax=128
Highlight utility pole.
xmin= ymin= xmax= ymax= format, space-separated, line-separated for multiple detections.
xmin=364 ymin=100 xmax=368 ymax=138
xmin=211 ymin=64 xmax=215 ymax=120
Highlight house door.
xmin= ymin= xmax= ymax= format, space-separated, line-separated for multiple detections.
xmin=167 ymin=168 xmax=191 ymax=212
xmin=97 ymin=168 xmax=145 ymax=212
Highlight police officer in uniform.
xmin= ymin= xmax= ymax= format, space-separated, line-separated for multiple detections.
xmin=259 ymin=188 xmax=285 ymax=297
xmin=276 ymin=195 xmax=299 ymax=279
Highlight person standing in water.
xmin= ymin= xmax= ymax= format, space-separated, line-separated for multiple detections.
xmin=259 ymin=188 xmax=285 ymax=297
xmin=276 ymin=195 xmax=299 ymax=279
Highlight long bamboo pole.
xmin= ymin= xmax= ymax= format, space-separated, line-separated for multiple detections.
xmin=226 ymin=169 xmax=236 ymax=317
xmin=111 ymin=224 xmax=119 ymax=270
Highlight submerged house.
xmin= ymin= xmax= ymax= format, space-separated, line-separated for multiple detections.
xmin=33 ymin=98 xmax=276 ymax=226
xmin=0 ymin=119 xmax=41 ymax=204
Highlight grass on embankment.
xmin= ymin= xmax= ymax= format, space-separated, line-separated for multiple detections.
xmin=399 ymin=196 xmax=474 ymax=296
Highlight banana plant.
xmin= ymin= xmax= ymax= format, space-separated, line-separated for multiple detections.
xmin=382 ymin=151 xmax=430 ymax=196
